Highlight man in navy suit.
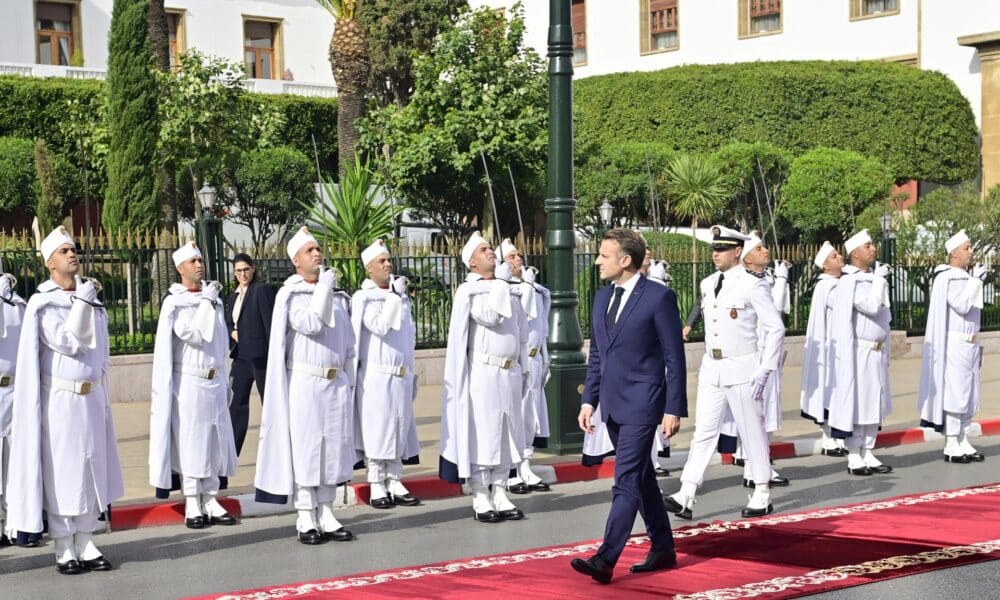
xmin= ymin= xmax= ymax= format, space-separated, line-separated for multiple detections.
xmin=570 ymin=228 xmax=687 ymax=584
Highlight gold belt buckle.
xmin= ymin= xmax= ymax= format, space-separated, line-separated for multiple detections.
xmin=0 ymin=375 xmax=10 ymax=387
xmin=500 ymin=358 xmax=513 ymax=370
xmin=326 ymin=367 xmax=339 ymax=379
xmin=528 ymin=348 xmax=539 ymax=357
xmin=206 ymin=368 xmax=217 ymax=380
xmin=970 ymin=334 xmax=978 ymax=343
xmin=78 ymin=381 xmax=92 ymax=395
xmin=874 ymin=341 xmax=883 ymax=351
xmin=711 ymin=349 xmax=723 ymax=360
xmin=397 ymin=366 xmax=407 ymax=377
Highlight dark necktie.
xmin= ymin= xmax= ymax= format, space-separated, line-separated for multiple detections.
xmin=606 ymin=286 xmax=625 ymax=330
xmin=714 ymin=272 xmax=725 ymax=297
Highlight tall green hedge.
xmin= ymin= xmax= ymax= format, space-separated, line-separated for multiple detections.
xmin=575 ymin=61 xmax=979 ymax=184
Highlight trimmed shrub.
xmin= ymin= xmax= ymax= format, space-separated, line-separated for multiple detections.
xmin=0 ymin=137 xmax=36 ymax=213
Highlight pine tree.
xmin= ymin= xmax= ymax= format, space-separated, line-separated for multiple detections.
xmin=104 ymin=0 xmax=160 ymax=232
xmin=34 ymin=138 xmax=65 ymax=234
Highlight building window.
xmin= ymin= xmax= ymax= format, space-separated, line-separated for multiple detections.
xmin=572 ymin=0 xmax=586 ymax=66
xmin=739 ymin=0 xmax=782 ymax=39
xmin=244 ymin=19 xmax=281 ymax=80
xmin=36 ymin=1 xmax=79 ymax=66
xmin=642 ymin=0 xmax=678 ymax=54
xmin=166 ymin=11 xmax=185 ymax=69
xmin=851 ymin=0 xmax=899 ymax=20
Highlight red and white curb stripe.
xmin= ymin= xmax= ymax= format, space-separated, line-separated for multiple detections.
xmin=109 ymin=417 xmax=1000 ymax=530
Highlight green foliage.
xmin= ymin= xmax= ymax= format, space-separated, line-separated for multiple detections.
xmin=892 ymin=183 xmax=1000 ymax=258
xmin=34 ymin=139 xmax=64 ymax=232
xmin=782 ymin=147 xmax=892 ymax=242
xmin=712 ymin=141 xmax=791 ymax=233
xmin=229 ymin=146 xmax=316 ymax=254
xmin=575 ymin=61 xmax=979 ymax=183
xmin=575 ymin=142 xmax=676 ymax=230
xmin=360 ymin=3 xmax=547 ymax=240
xmin=643 ymin=231 xmax=712 ymax=255
xmin=666 ymin=153 xmax=728 ymax=290
xmin=105 ymin=0 xmax=161 ymax=231
xmin=0 ymin=137 xmax=36 ymax=214
xmin=251 ymin=93 xmax=339 ymax=177
xmin=69 ymin=48 xmax=84 ymax=68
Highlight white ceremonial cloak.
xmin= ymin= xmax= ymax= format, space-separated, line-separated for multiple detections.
xmin=439 ymin=274 xmax=528 ymax=482
xmin=800 ymin=275 xmax=839 ymax=424
xmin=149 ymin=284 xmax=237 ymax=496
xmin=917 ymin=265 xmax=983 ymax=430
xmin=521 ymin=280 xmax=552 ymax=446
xmin=7 ymin=281 xmax=124 ymax=534
xmin=255 ymin=275 xmax=356 ymax=503
xmin=351 ymin=279 xmax=420 ymax=464
xmin=0 ymin=291 xmax=26 ymax=496
xmin=827 ymin=268 xmax=892 ymax=436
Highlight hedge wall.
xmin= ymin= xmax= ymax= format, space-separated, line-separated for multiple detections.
xmin=575 ymin=61 xmax=979 ymax=184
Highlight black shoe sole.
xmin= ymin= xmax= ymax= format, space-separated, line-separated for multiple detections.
xmin=663 ymin=497 xmax=693 ymax=520
xmin=821 ymin=448 xmax=849 ymax=457
xmin=370 ymin=498 xmax=394 ymax=509
xmin=968 ymin=454 xmax=986 ymax=462
xmin=81 ymin=557 xmax=113 ymax=571
xmin=847 ymin=467 xmax=874 ymax=476
xmin=56 ymin=560 xmax=86 ymax=575
xmin=474 ymin=511 xmax=502 ymax=523
xmin=507 ymin=484 xmax=531 ymax=495
xmin=499 ymin=509 xmax=524 ymax=521
xmin=185 ymin=517 xmax=207 ymax=529
xmin=324 ymin=528 xmax=355 ymax=542
xmin=742 ymin=478 xmax=791 ymax=488
xmin=945 ymin=455 xmax=973 ymax=464
xmin=527 ymin=482 xmax=552 ymax=492
xmin=570 ymin=559 xmax=612 ymax=584
xmin=209 ymin=515 xmax=238 ymax=526
xmin=297 ymin=530 xmax=326 ymax=545
xmin=392 ymin=495 xmax=421 ymax=506
xmin=741 ymin=504 xmax=774 ymax=518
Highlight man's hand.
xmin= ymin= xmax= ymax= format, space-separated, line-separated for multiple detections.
xmin=391 ymin=275 xmax=409 ymax=295
xmin=661 ymin=414 xmax=681 ymax=439
xmin=495 ymin=262 xmax=513 ymax=281
xmin=200 ymin=280 xmax=220 ymax=304
xmin=231 ymin=330 xmax=239 ymax=343
xmin=522 ymin=266 xmax=537 ymax=283
xmin=577 ymin=404 xmax=595 ymax=434
xmin=750 ymin=369 xmax=772 ymax=402
xmin=873 ymin=262 xmax=890 ymax=278
xmin=0 ymin=273 xmax=14 ymax=300
xmin=972 ymin=264 xmax=988 ymax=281
xmin=681 ymin=325 xmax=692 ymax=342
xmin=773 ymin=261 xmax=789 ymax=279
xmin=318 ymin=267 xmax=337 ymax=289
xmin=75 ymin=276 xmax=98 ymax=303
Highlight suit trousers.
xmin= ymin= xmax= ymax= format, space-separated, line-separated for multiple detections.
xmin=229 ymin=356 xmax=267 ymax=456
xmin=597 ymin=418 xmax=674 ymax=565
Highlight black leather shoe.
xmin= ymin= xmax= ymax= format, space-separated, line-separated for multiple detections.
xmin=663 ymin=496 xmax=692 ymax=520
xmin=732 ymin=458 xmax=746 ymax=467
xmin=570 ymin=555 xmax=613 ymax=584
xmin=821 ymin=447 xmax=849 ymax=457
xmin=945 ymin=454 xmax=973 ymax=464
xmin=654 ymin=467 xmax=671 ymax=477
xmin=868 ymin=465 xmax=893 ymax=474
xmin=185 ymin=516 xmax=207 ymax=529
xmin=741 ymin=503 xmax=774 ymax=518
xmin=210 ymin=513 xmax=238 ymax=526
xmin=743 ymin=476 xmax=790 ymax=488
xmin=507 ymin=482 xmax=531 ymax=495
xmin=56 ymin=560 xmax=86 ymax=575
xmin=392 ymin=493 xmax=421 ymax=506
xmin=324 ymin=527 xmax=354 ymax=542
xmin=967 ymin=453 xmax=986 ymax=462
xmin=498 ymin=508 xmax=524 ymax=521
xmin=297 ymin=529 xmax=326 ymax=545
xmin=848 ymin=466 xmax=874 ymax=476
xmin=527 ymin=481 xmax=552 ymax=492
xmin=371 ymin=496 xmax=394 ymax=509
xmin=0 ymin=534 xmax=10 ymax=547
xmin=630 ymin=550 xmax=677 ymax=573
xmin=474 ymin=510 xmax=502 ymax=523
xmin=82 ymin=556 xmax=113 ymax=571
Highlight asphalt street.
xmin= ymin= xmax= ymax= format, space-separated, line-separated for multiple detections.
xmin=1 ymin=437 xmax=998 ymax=599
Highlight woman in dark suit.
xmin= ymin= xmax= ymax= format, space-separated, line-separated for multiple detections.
xmin=225 ymin=253 xmax=275 ymax=456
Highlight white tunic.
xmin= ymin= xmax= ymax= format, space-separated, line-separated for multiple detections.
xmin=918 ymin=265 xmax=983 ymax=427
xmin=7 ymin=281 xmax=124 ymax=534
xmin=149 ymin=285 xmax=237 ymax=491
xmin=799 ymin=275 xmax=839 ymax=423
xmin=351 ymin=280 xmax=420 ymax=463
xmin=0 ymin=292 xmax=25 ymax=495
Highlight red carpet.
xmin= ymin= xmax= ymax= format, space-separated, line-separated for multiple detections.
xmin=193 ymin=484 xmax=1000 ymax=600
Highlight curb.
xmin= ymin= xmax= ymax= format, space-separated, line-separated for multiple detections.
xmin=108 ymin=417 xmax=1000 ymax=530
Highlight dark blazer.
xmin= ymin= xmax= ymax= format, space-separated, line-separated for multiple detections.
xmin=225 ymin=280 xmax=275 ymax=360
xmin=582 ymin=274 xmax=687 ymax=424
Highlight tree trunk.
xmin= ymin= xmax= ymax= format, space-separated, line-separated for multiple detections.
xmin=337 ymin=92 xmax=365 ymax=179
xmin=691 ymin=217 xmax=698 ymax=299
xmin=147 ymin=0 xmax=177 ymax=232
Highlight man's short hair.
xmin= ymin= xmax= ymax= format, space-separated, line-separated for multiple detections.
xmin=602 ymin=228 xmax=646 ymax=270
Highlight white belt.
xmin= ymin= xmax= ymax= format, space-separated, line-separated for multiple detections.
xmin=527 ymin=346 xmax=541 ymax=358
xmin=474 ymin=352 xmax=516 ymax=370
xmin=948 ymin=331 xmax=978 ymax=344
xmin=0 ymin=374 xmax=11 ymax=387
xmin=706 ymin=343 xmax=758 ymax=360
xmin=42 ymin=376 xmax=101 ymax=395
xmin=174 ymin=365 xmax=218 ymax=380
xmin=288 ymin=361 xmax=341 ymax=380
xmin=365 ymin=363 xmax=408 ymax=377
xmin=856 ymin=338 xmax=885 ymax=351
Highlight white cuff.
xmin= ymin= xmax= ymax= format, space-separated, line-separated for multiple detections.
xmin=520 ymin=283 xmax=537 ymax=320
xmin=310 ymin=283 xmax=336 ymax=327
xmin=194 ymin=300 xmax=216 ymax=343
xmin=868 ymin=276 xmax=890 ymax=308
xmin=967 ymin=277 xmax=985 ymax=310
xmin=382 ymin=292 xmax=403 ymax=331
xmin=66 ymin=299 xmax=97 ymax=349
xmin=487 ymin=280 xmax=512 ymax=318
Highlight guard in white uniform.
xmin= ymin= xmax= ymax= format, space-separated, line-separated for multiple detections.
xmin=440 ymin=232 xmax=529 ymax=523
xmin=495 ymin=239 xmax=552 ymax=495
xmin=254 ymin=227 xmax=356 ymax=545
xmin=149 ymin=242 xmax=239 ymax=529
xmin=7 ymin=227 xmax=124 ymax=574
xmin=351 ymin=240 xmax=421 ymax=508
xmin=828 ymin=230 xmax=893 ymax=476
xmin=918 ymin=230 xmax=987 ymax=463
xmin=0 ymin=261 xmax=26 ymax=546
xmin=800 ymin=242 xmax=848 ymax=457
xmin=664 ymin=226 xmax=785 ymax=520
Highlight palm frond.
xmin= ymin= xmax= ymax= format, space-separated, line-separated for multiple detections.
xmin=314 ymin=0 xmax=357 ymax=19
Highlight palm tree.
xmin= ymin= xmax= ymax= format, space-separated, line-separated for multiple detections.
xmin=315 ymin=0 xmax=370 ymax=177
xmin=667 ymin=154 xmax=728 ymax=293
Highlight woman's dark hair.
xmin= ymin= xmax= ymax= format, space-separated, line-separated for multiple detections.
xmin=232 ymin=253 xmax=260 ymax=283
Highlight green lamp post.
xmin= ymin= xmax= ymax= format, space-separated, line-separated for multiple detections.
xmin=196 ymin=183 xmax=224 ymax=282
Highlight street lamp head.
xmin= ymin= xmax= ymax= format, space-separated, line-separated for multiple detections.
xmin=880 ymin=211 xmax=893 ymax=235
xmin=599 ymin=200 xmax=614 ymax=227
xmin=198 ymin=184 xmax=217 ymax=212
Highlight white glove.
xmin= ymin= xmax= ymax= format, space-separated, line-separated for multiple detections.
xmin=522 ymin=266 xmax=537 ymax=284
xmin=873 ymin=262 xmax=890 ymax=278
xmin=318 ymin=267 xmax=338 ymax=289
xmin=0 ymin=273 xmax=14 ymax=301
xmin=495 ymin=262 xmax=513 ymax=282
xmin=391 ymin=275 xmax=409 ymax=296
xmin=867 ymin=275 xmax=891 ymax=308
xmin=194 ymin=297 xmax=217 ymax=343
xmin=750 ymin=370 xmax=772 ymax=402
xmin=200 ymin=280 xmax=220 ymax=304
xmin=487 ymin=279 xmax=512 ymax=318
xmin=648 ymin=261 xmax=668 ymax=283
xmin=520 ymin=282 xmax=537 ymax=319
xmin=773 ymin=261 xmax=789 ymax=279
xmin=382 ymin=291 xmax=403 ymax=331
xmin=67 ymin=276 xmax=97 ymax=349
xmin=972 ymin=264 xmax=988 ymax=281
xmin=310 ymin=281 xmax=336 ymax=327
xmin=75 ymin=276 xmax=99 ymax=304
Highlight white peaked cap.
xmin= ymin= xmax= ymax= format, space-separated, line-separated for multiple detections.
xmin=499 ymin=238 xmax=518 ymax=260
xmin=946 ymin=230 xmax=970 ymax=255
xmin=287 ymin=226 xmax=317 ymax=260
xmin=844 ymin=229 xmax=872 ymax=256
xmin=740 ymin=234 xmax=763 ymax=260
xmin=709 ymin=225 xmax=751 ymax=249
xmin=462 ymin=231 xmax=488 ymax=268
xmin=172 ymin=240 xmax=202 ymax=268
xmin=814 ymin=241 xmax=835 ymax=269
xmin=40 ymin=226 xmax=75 ymax=261
xmin=361 ymin=239 xmax=390 ymax=266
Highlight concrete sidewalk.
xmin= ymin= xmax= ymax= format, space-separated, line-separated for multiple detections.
xmin=110 ymin=353 xmax=1000 ymax=505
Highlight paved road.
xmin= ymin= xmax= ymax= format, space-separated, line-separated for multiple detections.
xmin=2 ymin=437 xmax=997 ymax=599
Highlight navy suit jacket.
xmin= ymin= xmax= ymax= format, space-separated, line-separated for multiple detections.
xmin=225 ymin=280 xmax=275 ymax=361
xmin=582 ymin=274 xmax=687 ymax=425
